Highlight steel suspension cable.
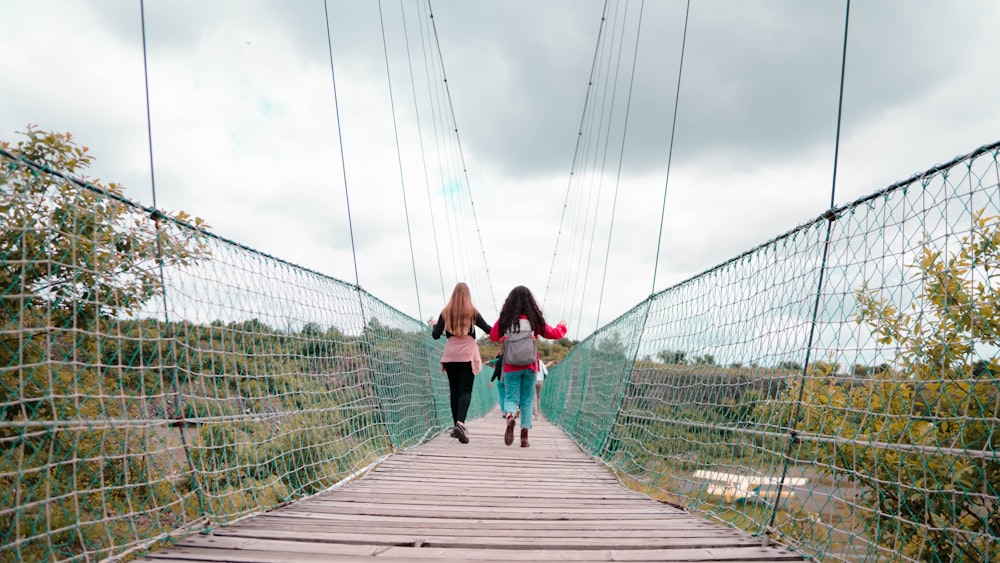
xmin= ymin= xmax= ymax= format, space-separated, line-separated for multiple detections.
xmin=426 ymin=0 xmax=497 ymax=311
xmin=572 ymin=0 xmax=630 ymax=335
xmin=543 ymin=0 xmax=610 ymax=313
xmin=650 ymin=0 xmax=691 ymax=295
xmin=419 ymin=3 xmax=461 ymax=286
xmin=609 ymin=4 xmax=690 ymax=461
xmin=420 ymin=2 xmax=475 ymax=296
xmin=595 ymin=0 xmax=645 ymax=331
xmin=138 ymin=0 xmax=208 ymax=526
xmin=558 ymin=49 xmax=607 ymax=319
xmin=322 ymin=0 xmax=365 ymax=313
xmin=764 ymin=0 xmax=852 ymax=546
xmin=591 ymin=0 xmax=650 ymax=461
xmin=139 ymin=2 xmax=160 ymax=214
xmin=601 ymin=0 xmax=690 ymax=482
xmin=420 ymin=1 xmax=471 ymax=294
xmin=377 ymin=0 xmax=423 ymax=322
xmin=400 ymin=0 xmax=447 ymax=306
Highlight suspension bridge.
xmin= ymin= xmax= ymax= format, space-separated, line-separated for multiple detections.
xmin=130 ymin=414 xmax=806 ymax=562
xmin=2 ymin=1 xmax=999 ymax=562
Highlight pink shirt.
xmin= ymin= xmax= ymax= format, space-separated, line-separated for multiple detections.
xmin=440 ymin=335 xmax=483 ymax=375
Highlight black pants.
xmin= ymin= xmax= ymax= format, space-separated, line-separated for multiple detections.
xmin=443 ymin=362 xmax=475 ymax=425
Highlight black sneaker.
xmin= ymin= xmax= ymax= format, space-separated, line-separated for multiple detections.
xmin=454 ymin=424 xmax=469 ymax=444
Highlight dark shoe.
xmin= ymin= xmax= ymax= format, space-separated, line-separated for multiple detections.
xmin=454 ymin=423 xmax=469 ymax=444
xmin=504 ymin=414 xmax=515 ymax=446
xmin=520 ymin=428 xmax=529 ymax=448
xmin=450 ymin=427 xmax=459 ymax=438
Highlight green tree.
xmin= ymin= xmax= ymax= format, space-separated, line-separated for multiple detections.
xmin=538 ymin=337 xmax=576 ymax=364
xmin=657 ymin=349 xmax=687 ymax=364
xmin=0 ymin=126 xmax=209 ymax=325
xmin=694 ymin=353 xmax=716 ymax=366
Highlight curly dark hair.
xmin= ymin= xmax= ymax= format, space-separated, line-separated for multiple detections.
xmin=497 ymin=286 xmax=546 ymax=336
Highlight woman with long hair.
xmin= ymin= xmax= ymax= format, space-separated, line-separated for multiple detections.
xmin=489 ymin=285 xmax=567 ymax=447
xmin=431 ymin=282 xmax=492 ymax=443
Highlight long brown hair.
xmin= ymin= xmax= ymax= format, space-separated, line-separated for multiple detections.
xmin=497 ymin=285 xmax=546 ymax=336
xmin=442 ymin=282 xmax=477 ymax=335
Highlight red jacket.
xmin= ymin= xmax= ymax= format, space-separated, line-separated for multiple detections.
xmin=489 ymin=315 xmax=567 ymax=373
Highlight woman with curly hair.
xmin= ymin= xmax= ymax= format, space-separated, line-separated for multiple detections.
xmin=489 ymin=286 xmax=567 ymax=447
xmin=431 ymin=282 xmax=492 ymax=444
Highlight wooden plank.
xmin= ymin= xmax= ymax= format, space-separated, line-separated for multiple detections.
xmin=243 ymin=512 xmax=716 ymax=530
xmin=141 ymin=539 xmax=805 ymax=562
xmin=227 ymin=521 xmax=736 ymax=539
xmin=309 ymin=495 xmax=667 ymax=507
xmin=324 ymin=491 xmax=647 ymax=503
xmin=298 ymin=498 xmax=682 ymax=513
xmin=276 ymin=505 xmax=682 ymax=520
xmin=134 ymin=411 xmax=804 ymax=562
xmin=207 ymin=527 xmax=760 ymax=549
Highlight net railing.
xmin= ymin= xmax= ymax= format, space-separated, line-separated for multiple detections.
xmin=0 ymin=144 xmax=495 ymax=563
xmin=544 ymin=141 xmax=1000 ymax=562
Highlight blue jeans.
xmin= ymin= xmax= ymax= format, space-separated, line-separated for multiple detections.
xmin=502 ymin=369 xmax=535 ymax=429
xmin=496 ymin=377 xmax=506 ymax=411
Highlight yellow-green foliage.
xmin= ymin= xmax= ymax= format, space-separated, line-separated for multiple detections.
xmin=785 ymin=210 xmax=1000 ymax=562
xmin=0 ymin=126 xmax=440 ymax=562
xmin=1 ymin=127 xmax=210 ymax=562
xmin=0 ymin=126 xmax=210 ymax=325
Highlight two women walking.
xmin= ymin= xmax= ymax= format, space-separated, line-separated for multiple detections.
xmin=432 ymin=283 xmax=566 ymax=448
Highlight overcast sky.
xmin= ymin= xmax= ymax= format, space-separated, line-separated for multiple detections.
xmin=3 ymin=0 xmax=999 ymax=340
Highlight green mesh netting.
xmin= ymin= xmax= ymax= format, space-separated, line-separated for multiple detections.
xmin=544 ymin=141 xmax=1000 ymax=563
xmin=0 ymin=141 xmax=495 ymax=563
xmin=4 ymin=128 xmax=999 ymax=563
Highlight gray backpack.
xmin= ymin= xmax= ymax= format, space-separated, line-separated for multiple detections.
xmin=503 ymin=318 xmax=538 ymax=366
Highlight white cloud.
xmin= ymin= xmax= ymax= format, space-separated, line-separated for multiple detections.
xmin=3 ymin=0 xmax=999 ymax=342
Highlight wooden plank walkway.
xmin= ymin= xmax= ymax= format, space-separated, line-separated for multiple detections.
xmin=135 ymin=410 xmax=804 ymax=562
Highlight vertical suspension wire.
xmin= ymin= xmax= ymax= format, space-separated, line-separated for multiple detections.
xmin=138 ymin=0 xmax=208 ymax=524
xmin=420 ymin=2 xmax=465 ymax=293
xmin=322 ymin=0 xmax=396 ymax=448
xmin=571 ymin=0 xmax=629 ymax=335
xmin=400 ymin=0 xmax=447 ymax=306
xmin=606 ymin=2 xmax=690 ymax=467
xmin=140 ymin=3 xmax=160 ymax=214
xmin=426 ymin=2 xmax=470 ymax=293
xmin=763 ymin=0 xmax=852 ymax=547
xmin=558 ymin=59 xmax=606 ymax=320
xmin=418 ymin=2 xmax=460 ymax=286
xmin=396 ymin=2 xmax=440 ymax=428
xmin=589 ymin=0 xmax=649 ymax=459
xmin=544 ymin=0 xmax=610 ymax=313
xmin=595 ymin=0 xmax=645 ymax=331
xmin=650 ymin=0 xmax=691 ymax=296
xmin=420 ymin=0 xmax=469 ymax=294
xmin=422 ymin=1 xmax=469 ymax=290
xmin=322 ymin=0 xmax=365 ymax=316
xmin=426 ymin=0 xmax=497 ymax=311
xmin=826 ymin=2 xmax=851 ymax=211
xmin=377 ymin=0 xmax=423 ymax=322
